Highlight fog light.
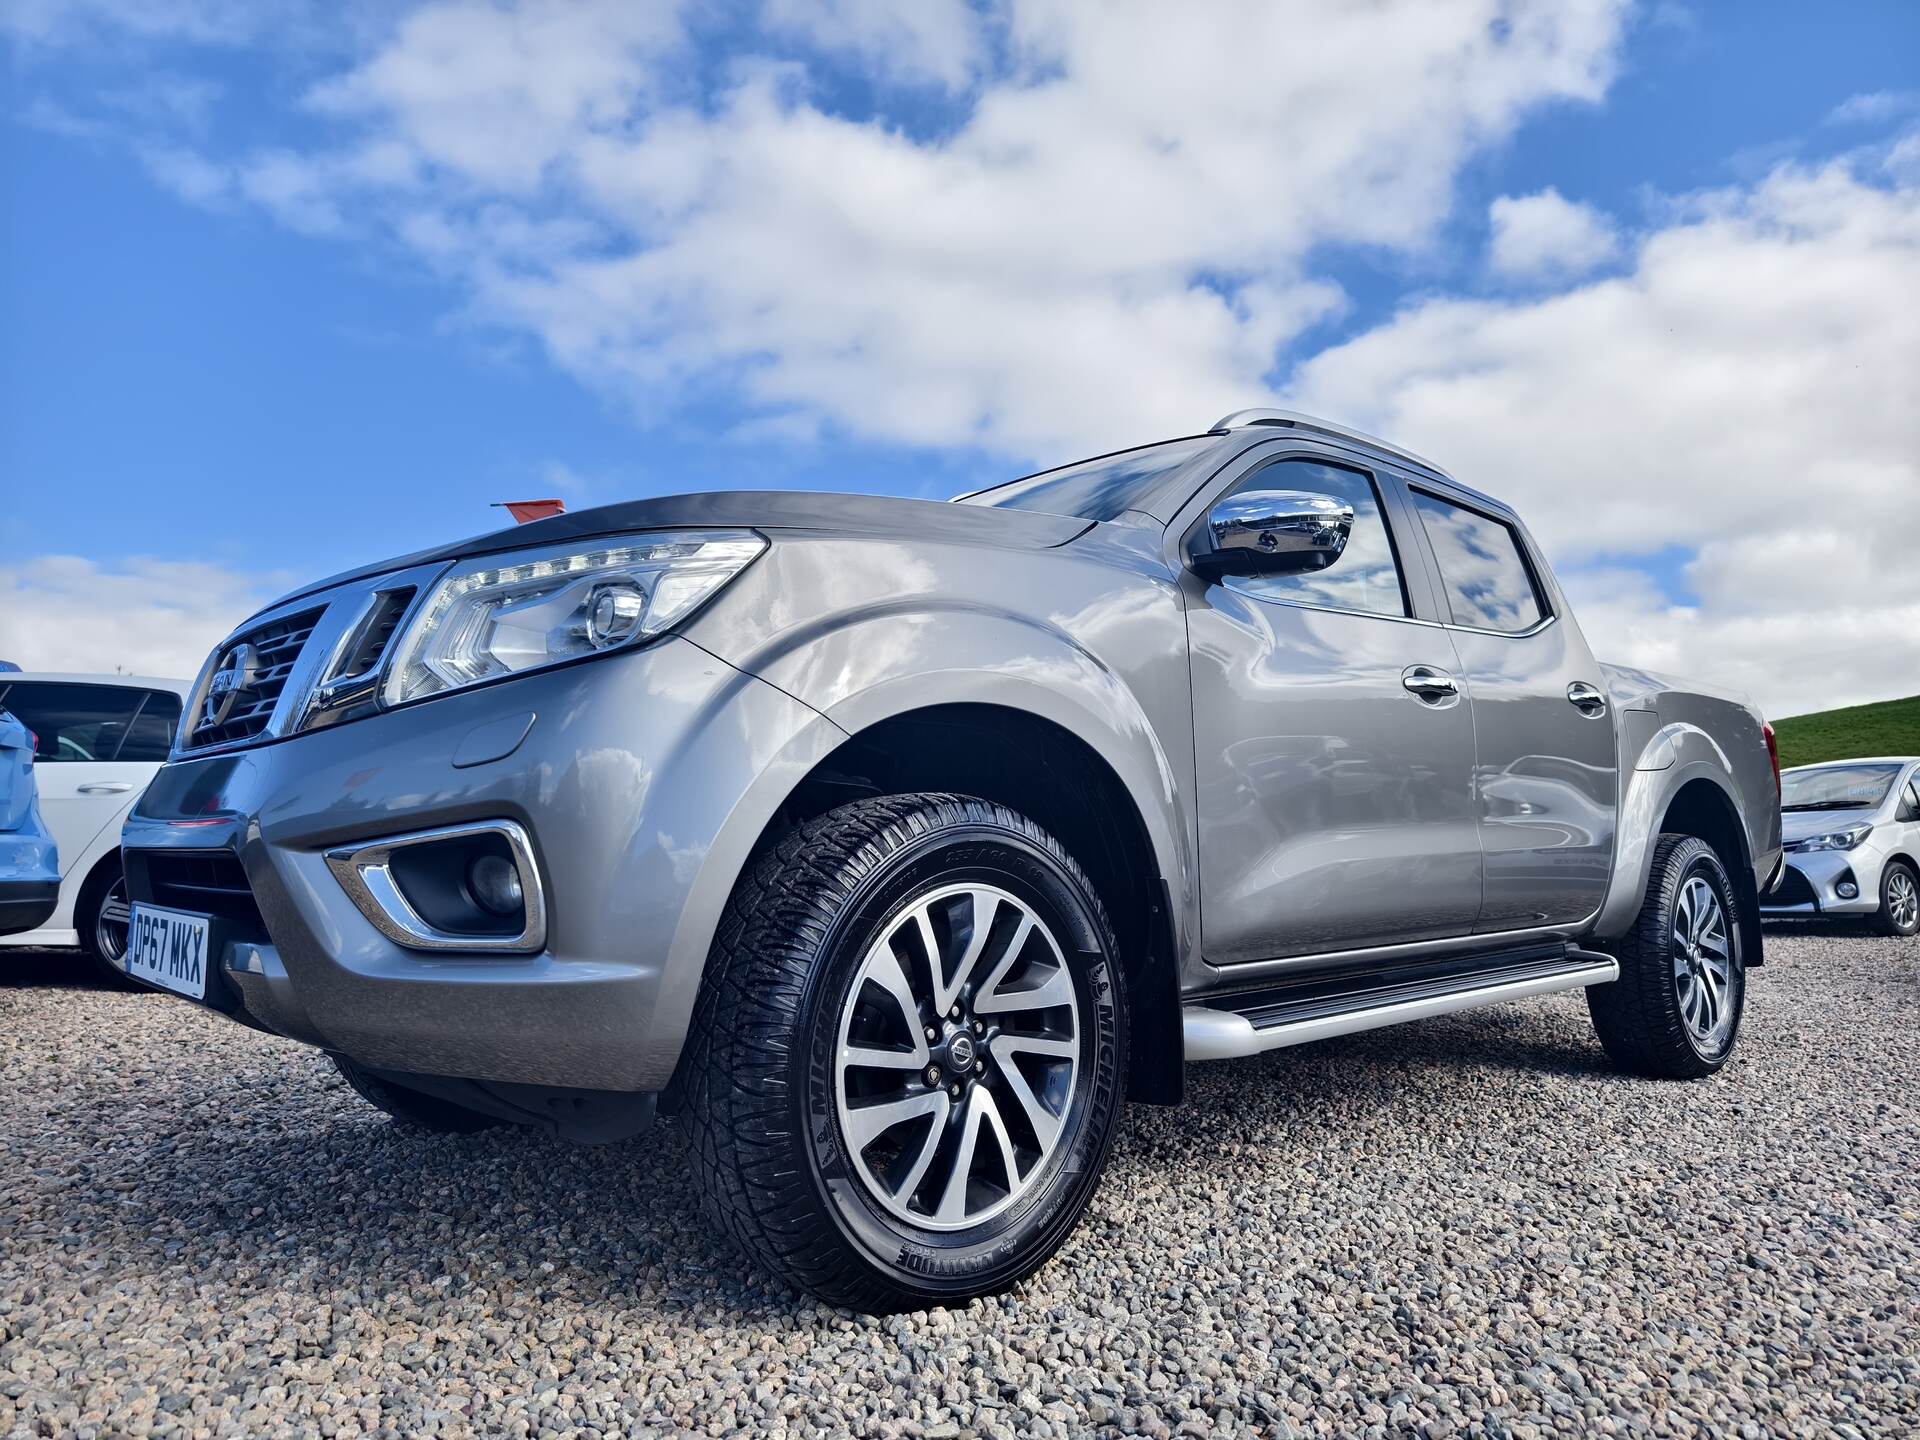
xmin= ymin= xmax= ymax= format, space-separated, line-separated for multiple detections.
xmin=1836 ymin=880 xmax=1859 ymax=900
xmin=468 ymin=853 xmax=525 ymax=916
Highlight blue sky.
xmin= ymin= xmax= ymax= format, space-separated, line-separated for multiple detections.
xmin=2 ymin=0 xmax=1917 ymax=714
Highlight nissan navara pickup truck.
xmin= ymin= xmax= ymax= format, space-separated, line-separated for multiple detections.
xmin=123 ymin=409 xmax=1782 ymax=1311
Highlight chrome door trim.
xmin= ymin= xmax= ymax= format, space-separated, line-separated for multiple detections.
xmin=1196 ymin=914 xmax=1606 ymax=983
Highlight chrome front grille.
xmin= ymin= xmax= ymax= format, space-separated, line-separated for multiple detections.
xmin=187 ymin=608 xmax=324 ymax=749
xmin=175 ymin=562 xmax=443 ymax=758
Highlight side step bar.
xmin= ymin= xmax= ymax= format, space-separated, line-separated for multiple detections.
xmin=1183 ymin=947 xmax=1618 ymax=1062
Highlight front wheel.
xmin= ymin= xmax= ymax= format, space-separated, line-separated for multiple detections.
xmin=1872 ymin=860 xmax=1918 ymax=937
xmin=76 ymin=863 xmax=139 ymax=989
xmin=680 ymin=793 xmax=1127 ymax=1312
xmin=1588 ymin=833 xmax=1747 ymax=1078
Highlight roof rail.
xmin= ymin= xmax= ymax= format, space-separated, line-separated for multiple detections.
xmin=1209 ymin=407 xmax=1451 ymax=479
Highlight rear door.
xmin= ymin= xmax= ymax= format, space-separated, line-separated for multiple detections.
xmin=1180 ymin=443 xmax=1484 ymax=963
xmin=1398 ymin=486 xmax=1619 ymax=930
xmin=0 ymin=683 xmax=184 ymax=878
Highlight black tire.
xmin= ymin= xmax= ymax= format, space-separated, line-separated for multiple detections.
xmin=1588 ymin=833 xmax=1747 ymax=1078
xmin=679 ymin=793 xmax=1127 ymax=1312
xmin=329 ymin=1055 xmax=502 ymax=1135
xmin=75 ymin=861 xmax=139 ymax=989
xmin=1873 ymin=859 xmax=1920 ymax=937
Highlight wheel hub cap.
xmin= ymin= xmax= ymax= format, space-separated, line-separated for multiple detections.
xmin=834 ymin=883 xmax=1081 ymax=1232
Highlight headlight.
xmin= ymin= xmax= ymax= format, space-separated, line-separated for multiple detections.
xmin=1788 ymin=824 xmax=1874 ymax=853
xmin=382 ymin=530 xmax=765 ymax=706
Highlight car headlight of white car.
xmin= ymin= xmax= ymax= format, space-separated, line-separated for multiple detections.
xmin=1787 ymin=823 xmax=1875 ymax=853
xmin=383 ymin=530 xmax=766 ymax=707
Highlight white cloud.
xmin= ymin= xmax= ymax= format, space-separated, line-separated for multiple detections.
xmin=1487 ymin=188 xmax=1621 ymax=280
xmin=762 ymin=0 xmax=984 ymax=92
xmin=0 ymin=558 xmax=280 ymax=680
xmin=1827 ymin=90 xmax=1920 ymax=127
xmin=103 ymin=0 xmax=1627 ymax=459
xmin=1285 ymin=160 xmax=1920 ymax=718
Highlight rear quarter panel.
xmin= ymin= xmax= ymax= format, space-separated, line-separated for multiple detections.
xmin=1594 ymin=662 xmax=1781 ymax=938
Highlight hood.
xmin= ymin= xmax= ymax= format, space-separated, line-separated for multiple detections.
xmin=261 ymin=490 xmax=1094 ymax=611
xmin=1780 ymin=808 xmax=1882 ymax=842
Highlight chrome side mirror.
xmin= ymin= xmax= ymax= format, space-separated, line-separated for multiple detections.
xmin=1193 ymin=489 xmax=1354 ymax=579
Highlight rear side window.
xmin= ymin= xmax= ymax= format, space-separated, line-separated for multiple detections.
xmin=1219 ymin=459 xmax=1408 ymax=618
xmin=963 ymin=435 xmax=1220 ymax=523
xmin=1410 ymin=491 xmax=1546 ymax=633
xmin=0 ymin=682 xmax=177 ymax=762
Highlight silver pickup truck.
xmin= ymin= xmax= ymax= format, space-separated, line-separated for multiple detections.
xmin=124 ymin=408 xmax=1781 ymax=1310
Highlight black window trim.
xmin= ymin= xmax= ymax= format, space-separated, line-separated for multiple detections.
xmin=1405 ymin=483 xmax=1558 ymax=639
xmin=1177 ymin=445 xmax=1429 ymax=627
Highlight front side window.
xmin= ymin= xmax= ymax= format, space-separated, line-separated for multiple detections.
xmin=0 ymin=682 xmax=157 ymax=762
xmin=1410 ymin=491 xmax=1546 ymax=633
xmin=1219 ymin=459 xmax=1407 ymax=618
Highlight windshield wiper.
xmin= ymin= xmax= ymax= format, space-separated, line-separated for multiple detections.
xmin=1780 ymin=801 xmax=1875 ymax=812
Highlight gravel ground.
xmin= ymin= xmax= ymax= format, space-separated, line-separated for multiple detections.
xmin=2 ymin=927 xmax=1916 ymax=1440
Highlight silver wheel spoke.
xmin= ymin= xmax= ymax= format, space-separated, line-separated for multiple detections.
xmin=844 ymin=1090 xmax=947 ymax=1152
xmin=100 ymin=900 xmax=133 ymax=925
xmin=990 ymin=1035 xmax=1072 ymax=1151
xmin=934 ymin=1088 xmax=1019 ymax=1225
xmin=978 ymin=962 xmax=1073 ymax=1016
xmin=932 ymin=890 xmax=1000 ymax=1015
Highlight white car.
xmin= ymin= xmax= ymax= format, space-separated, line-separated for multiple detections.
xmin=0 ymin=673 xmax=191 ymax=977
xmin=1762 ymin=757 xmax=1920 ymax=936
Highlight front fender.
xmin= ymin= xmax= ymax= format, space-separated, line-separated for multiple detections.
xmin=683 ymin=532 xmax=1200 ymax=974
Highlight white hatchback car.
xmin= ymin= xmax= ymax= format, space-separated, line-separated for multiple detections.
xmin=0 ymin=673 xmax=191 ymax=978
xmin=1762 ymin=757 xmax=1920 ymax=936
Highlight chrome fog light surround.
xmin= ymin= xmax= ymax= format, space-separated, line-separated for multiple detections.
xmin=325 ymin=819 xmax=547 ymax=953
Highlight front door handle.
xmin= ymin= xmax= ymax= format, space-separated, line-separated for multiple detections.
xmin=1567 ymin=682 xmax=1608 ymax=717
xmin=78 ymin=781 xmax=135 ymax=795
xmin=1402 ymin=666 xmax=1459 ymax=703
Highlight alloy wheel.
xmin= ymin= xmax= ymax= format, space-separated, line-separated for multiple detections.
xmin=1671 ymin=873 xmax=1734 ymax=1052
xmin=833 ymin=883 xmax=1081 ymax=1232
xmin=96 ymin=877 xmax=132 ymax=965
xmin=1888 ymin=867 xmax=1919 ymax=932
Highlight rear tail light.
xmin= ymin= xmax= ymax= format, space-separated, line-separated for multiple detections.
xmin=1763 ymin=722 xmax=1780 ymax=801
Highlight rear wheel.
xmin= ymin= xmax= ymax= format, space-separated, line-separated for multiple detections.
xmin=76 ymin=863 xmax=138 ymax=989
xmin=329 ymin=1055 xmax=503 ymax=1135
xmin=1875 ymin=860 xmax=1919 ymax=937
xmin=680 ymin=793 xmax=1126 ymax=1312
xmin=1588 ymin=833 xmax=1747 ymax=1078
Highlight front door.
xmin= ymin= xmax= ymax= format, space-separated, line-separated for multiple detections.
xmin=1401 ymin=486 xmax=1619 ymax=930
xmin=1183 ymin=450 xmax=1484 ymax=964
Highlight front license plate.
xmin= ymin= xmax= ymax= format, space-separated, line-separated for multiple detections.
xmin=126 ymin=904 xmax=212 ymax=1000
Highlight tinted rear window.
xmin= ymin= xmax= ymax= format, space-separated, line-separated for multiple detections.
xmin=0 ymin=683 xmax=181 ymax=762
xmin=963 ymin=435 xmax=1220 ymax=523
xmin=1409 ymin=491 xmax=1547 ymax=633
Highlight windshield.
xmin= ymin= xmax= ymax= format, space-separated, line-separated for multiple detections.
xmin=960 ymin=435 xmax=1219 ymax=523
xmin=1779 ymin=763 xmax=1902 ymax=811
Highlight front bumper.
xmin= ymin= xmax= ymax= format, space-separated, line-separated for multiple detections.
xmin=1760 ymin=845 xmax=1887 ymax=918
xmin=121 ymin=637 xmax=836 ymax=1091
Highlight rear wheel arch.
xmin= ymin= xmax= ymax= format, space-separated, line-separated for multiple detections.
xmin=1657 ymin=776 xmax=1762 ymax=967
xmin=734 ymin=702 xmax=1184 ymax=1106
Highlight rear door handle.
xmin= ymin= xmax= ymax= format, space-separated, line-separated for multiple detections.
xmin=1402 ymin=666 xmax=1460 ymax=703
xmin=78 ymin=781 xmax=135 ymax=795
xmin=1567 ymin=682 xmax=1608 ymax=716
